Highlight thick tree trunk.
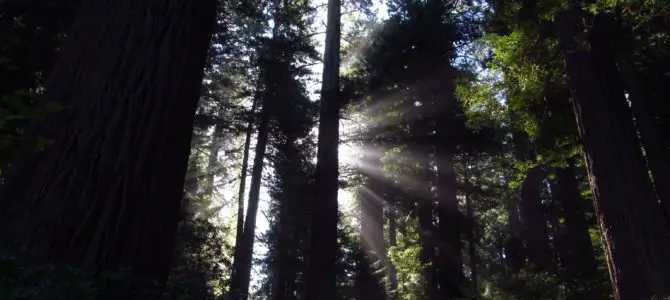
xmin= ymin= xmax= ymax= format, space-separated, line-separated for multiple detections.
xmin=0 ymin=0 xmax=216 ymax=282
xmin=556 ymin=7 xmax=670 ymax=299
xmin=230 ymin=101 xmax=271 ymax=299
xmin=305 ymin=0 xmax=341 ymax=298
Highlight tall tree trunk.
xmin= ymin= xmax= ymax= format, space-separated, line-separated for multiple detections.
xmin=519 ymin=166 xmax=552 ymax=271
xmin=272 ymin=137 xmax=301 ymax=300
xmin=505 ymin=134 xmax=528 ymax=276
xmin=271 ymin=198 xmax=297 ymax=300
xmin=305 ymin=0 xmax=341 ymax=297
xmin=556 ymin=7 xmax=670 ymax=299
xmin=416 ymin=149 xmax=439 ymax=300
xmin=0 ymin=0 xmax=216 ymax=282
xmin=512 ymin=132 xmax=552 ymax=272
xmin=504 ymin=197 xmax=525 ymax=273
xmin=230 ymin=100 xmax=271 ymax=299
xmin=232 ymin=93 xmax=259 ymax=281
xmin=229 ymin=2 xmax=284 ymax=294
xmin=617 ymin=58 xmax=670 ymax=219
xmin=435 ymin=145 xmax=463 ymax=300
xmin=552 ymin=165 xmax=597 ymax=287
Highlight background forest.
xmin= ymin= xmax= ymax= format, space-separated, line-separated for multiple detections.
xmin=1 ymin=0 xmax=669 ymax=299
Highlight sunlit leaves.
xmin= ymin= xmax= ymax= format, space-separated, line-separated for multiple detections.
xmin=387 ymin=217 xmax=424 ymax=300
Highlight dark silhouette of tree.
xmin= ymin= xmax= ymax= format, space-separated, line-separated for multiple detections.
xmin=305 ymin=0 xmax=342 ymax=297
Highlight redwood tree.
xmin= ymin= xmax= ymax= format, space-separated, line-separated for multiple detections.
xmin=556 ymin=5 xmax=670 ymax=298
xmin=305 ymin=0 xmax=342 ymax=297
xmin=0 ymin=0 xmax=217 ymax=282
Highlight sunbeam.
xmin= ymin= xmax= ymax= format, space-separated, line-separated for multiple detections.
xmin=357 ymin=185 xmax=392 ymax=285
xmin=359 ymin=185 xmax=388 ymax=208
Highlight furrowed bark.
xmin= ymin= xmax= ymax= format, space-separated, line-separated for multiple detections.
xmin=0 ymin=0 xmax=217 ymax=282
xmin=556 ymin=7 xmax=670 ymax=299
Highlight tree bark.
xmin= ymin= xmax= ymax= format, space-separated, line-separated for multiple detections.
xmin=230 ymin=98 xmax=271 ymax=299
xmin=0 ymin=0 xmax=216 ymax=282
xmin=304 ymin=0 xmax=341 ymax=297
xmin=556 ymin=6 xmax=670 ymax=299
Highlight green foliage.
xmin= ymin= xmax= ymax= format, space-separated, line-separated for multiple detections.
xmin=387 ymin=217 xmax=423 ymax=300
xmin=168 ymin=217 xmax=232 ymax=299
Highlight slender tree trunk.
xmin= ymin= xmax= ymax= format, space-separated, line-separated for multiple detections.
xmin=519 ymin=166 xmax=552 ymax=271
xmin=204 ymin=122 xmax=224 ymax=199
xmin=504 ymin=196 xmax=525 ymax=273
xmin=182 ymin=155 xmax=201 ymax=219
xmin=465 ymin=189 xmax=478 ymax=295
xmin=230 ymin=100 xmax=271 ymax=299
xmin=552 ymin=165 xmax=597 ymax=281
xmin=617 ymin=58 xmax=670 ymax=219
xmin=305 ymin=0 xmax=341 ymax=297
xmin=388 ymin=205 xmax=398 ymax=299
xmin=229 ymin=2 xmax=285 ymax=293
xmin=232 ymin=94 xmax=259 ymax=279
xmin=419 ymin=202 xmax=439 ymax=300
xmin=505 ymin=134 xmax=529 ymax=276
xmin=0 ymin=0 xmax=216 ymax=282
xmin=556 ymin=7 xmax=670 ymax=299
xmin=511 ymin=132 xmax=552 ymax=272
